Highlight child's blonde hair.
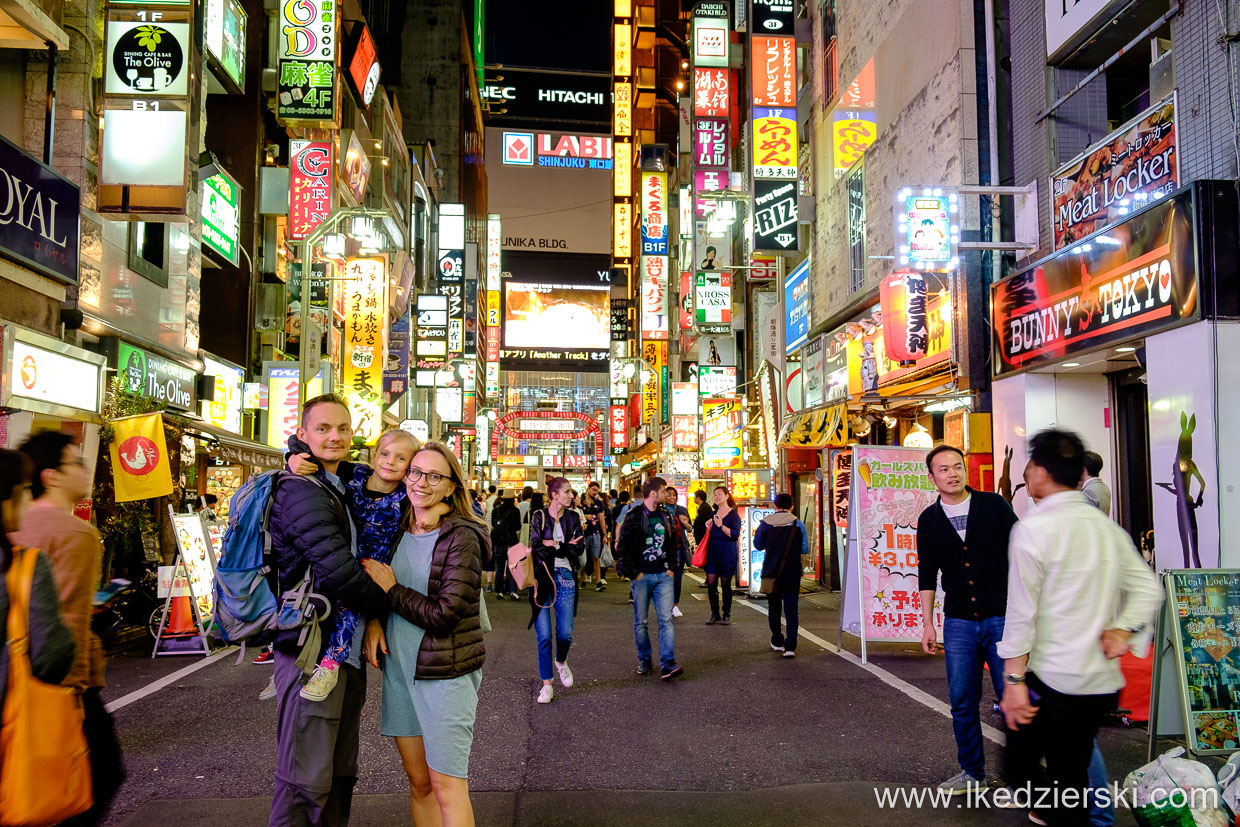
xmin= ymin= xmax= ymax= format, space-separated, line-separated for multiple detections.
xmin=376 ymin=428 xmax=421 ymax=456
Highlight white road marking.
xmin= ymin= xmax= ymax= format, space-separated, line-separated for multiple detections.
xmin=682 ymin=573 xmax=1004 ymax=745
xmin=105 ymin=646 xmax=238 ymax=713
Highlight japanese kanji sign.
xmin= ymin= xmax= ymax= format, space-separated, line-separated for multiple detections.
xmin=694 ymin=67 xmax=729 ymax=117
xmin=752 ymin=36 xmax=795 ymax=107
xmin=277 ymin=0 xmax=338 ymax=124
xmin=341 ymin=257 xmax=388 ymax=443
xmin=639 ymin=255 xmax=670 ymax=340
xmin=640 ymin=171 xmax=668 ymax=255
xmin=694 ymin=118 xmax=730 ymax=169
xmin=288 ymin=140 xmax=332 ymax=241
xmin=753 ymin=107 xmax=797 ymax=179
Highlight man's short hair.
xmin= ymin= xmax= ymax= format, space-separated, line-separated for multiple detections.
xmin=1083 ymin=450 xmax=1104 ymax=478
xmin=641 ymin=477 xmax=667 ymax=499
xmin=488 ymin=485 xmax=496 ymax=494
xmin=618 ymin=491 xmax=631 ymax=503
xmin=925 ymin=444 xmax=966 ymax=471
xmin=694 ymin=489 xmax=707 ymax=503
xmin=775 ymin=492 xmax=793 ymax=510
xmin=1028 ymin=428 xmax=1087 ymax=488
xmin=301 ymin=393 xmax=350 ymax=427
xmin=18 ymin=431 xmax=74 ymax=500
xmin=204 ymin=493 xmax=218 ymax=505
xmin=521 ymin=485 xmax=534 ymax=501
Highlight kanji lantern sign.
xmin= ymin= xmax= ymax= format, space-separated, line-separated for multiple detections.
xmin=880 ymin=269 xmax=930 ymax=362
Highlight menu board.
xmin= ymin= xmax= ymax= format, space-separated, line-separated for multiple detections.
xmin=171 ymin=513 xmax=222 ymax=618
xmin=1166 ymin=570 xmax=1240 ymax=754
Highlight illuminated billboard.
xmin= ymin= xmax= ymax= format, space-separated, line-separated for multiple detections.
xmin=503 ymin=282 xmax=609 ymax=350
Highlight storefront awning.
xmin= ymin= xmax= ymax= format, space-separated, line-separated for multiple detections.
xmin=778 ymin=404 xmax=847 ymax=449
xmin=170 ymin=414 xmax=284 ymax=471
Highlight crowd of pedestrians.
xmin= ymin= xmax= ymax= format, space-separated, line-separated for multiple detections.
xmin=0 ymin=392 xmax=1168 ymax=827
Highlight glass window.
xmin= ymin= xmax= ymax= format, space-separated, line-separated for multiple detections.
xmin=846 ymin=166 xmax=866 ymax=294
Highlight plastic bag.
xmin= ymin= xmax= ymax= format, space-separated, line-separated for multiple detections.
xmin=1215 ymin=752 xmax=1240 ymax=820
xmin=1123 ymin=747 xmax=1228 ymax=827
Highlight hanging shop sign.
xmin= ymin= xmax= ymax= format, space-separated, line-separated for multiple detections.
xmin=678 ymin=273 xmax=694 ymax=331
xmin=750 ymin=255 xmax=777 ymax=281
xmin=2 ymin=328 xmax=103 ymax=417
xmin=104 ymin=19 xmax=190 ymax=96
xmin=823 ymin=330 xmax=849 ymax=405
xmin=341 ymin=257 xmax=388 ymax=442
xmin=848 ymin=291 xmax=952 ymax=395
xmin=486 ymin=214 xmax=502 ymax=291
xmin=614 ymin=142 xmax=632 ymax=198
xmin=698 ymin=365 xmax=737 ymax=396
xmin=802 ymin=336 xmax=824 ymax=407
xmin=201 ymin=167 xmax=240 ymax=265
xmin=753 ymin=179 xmax=798 ymax=252
xmin=751 ymin=0 xmax=794 ymax=34
xmin=841 ymin=445 xmax=943 ymax=648
xmin=383 ymin=311 xmax=410 ymax=399
xmin=829 ymin=447 xmax=851 ymax=529
xmin=640 ymin=171 xmax=668 ymax=255
xmin=692 ymin=4 xmax=730 ymax=68
xmin=879 ymin=269 xmax=931 ymax=362
xmin=1051 ymin=93 xmax=1177 ymax=250
xmin=276 ymin=0 xmax=338 ymax=124
xmin=726 ymin=468 xmax=772 ymax=504
xmin=200 ymin=354 xmax=243 ymax=434
xmin=343 ymin=131 xmax=371 ymax=203
xmin=695 ymin=270 xmax=732 ymax=332
xmin=694 ymin=118 xmax=730 ymax=169
xmin=672 ymin=414 xmax=699 ymax=450
xmin=896 ymin=189 xmax=959 ymax=270
xmin=641 ymin=340 xmax=666 ymax=425
xmin=205 ymin=0 xmax=246 ymax=89
xmin=264 ymin=364 xmax=322 ymax=449
xmin=109 ymin=413 xmax=174 ymax=503
xmin=752 ymin=36 xmax=795 ymax=107
xmin=614 ymin=22 xmax=631 ymax=76
xmin=694 ymin=67 xmax=730 ymax=118
xmin=288 ymin=140 xmax=332 ymax=241
xmin=672 ymin=382 xmax=697 ymax=416
xmin=701 ymin=396 xmax=742 ymax=474
xmin=992 ymin=183 xmax=1207 ymax=376
xmin=0 ymin=134 xmax=80 ymax=285
xmin=614 ymin=82 xmax=632 ymax=136
xmin=346 ymin=24 xmax=380 ymax=107
xmin=640 ymin=255 xmax=670 ymax=340
xmin=610 ymin=404 xmax=628 ymax=451
xmin=833 ymin=110 xmax=878 ymax=177
xmin=611 ymin=298 xmax=631 ymax=341
xmin=116 ymin=342 xmax=196 ymax=410
xmin=614 ymin=202 xmax=633 ymax=258
xmin=784 ymin=258 xmax=810 ymax=355
xmin=752 ymin=108 xmax=797 ymax=179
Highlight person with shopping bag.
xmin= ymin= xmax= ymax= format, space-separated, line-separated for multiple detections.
xmin=0 ymin=447 xmax=90 ymax=826
xmin=527 ymin=478 xmax=584 ymax=704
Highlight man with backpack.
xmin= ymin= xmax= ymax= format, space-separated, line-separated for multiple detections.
xmin=616 ymin=476 xmax=684 ymax=680
xmin=266 ymin=394 xmax=391 ymax=826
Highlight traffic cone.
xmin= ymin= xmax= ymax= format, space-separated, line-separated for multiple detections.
xmin=164 ymin=595 xmax=198 ymax=636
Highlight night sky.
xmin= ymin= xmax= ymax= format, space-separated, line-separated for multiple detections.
xmin=485 ymin=0 xmax=613 ymax=73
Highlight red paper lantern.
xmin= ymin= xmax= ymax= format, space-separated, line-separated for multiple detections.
xmin=880 ymin=269 xmax=929 ymax=362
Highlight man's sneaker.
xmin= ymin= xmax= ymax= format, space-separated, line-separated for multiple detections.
xmin=555 ymin=661 xmax=574 ymax=688
xmin=537 ymin=685 xmax=554 ymax=704
xmin=252 ymin=648 xmax=274 ymax=664
xmin=258 ymin=675 xmax=277 ymax=701
xmin=299 ymin=664 xmax=339 ymax=702
xmin=598 ymin=578 xmax=608 ymax=587
xmin=782 ymin=650 xmax=796 ymax=658
xmin=1027 ymin=812 xmax=1047 ymax=826
xmin=486 ymin=585 xmax=494 ymax=593
xmin=705 ymin=614 xmax=720 ymax=625
xmin=660 ymin=663 xmax=684 ymax=681
xmin=595 ymin=581 xmax=606 ymax=592
xmin=771 ymin=643 xmax=784 ymax=652
xmin=721 ymin=614 xmax=730 ymax=625
xmin=672 ymin=605 xmax=684 ymax=618
xmin=509 ymin=592 xmax=520 ymax=601
xmin=636 ymin=661 xmax=653 ymax=675
xmin=628 ymin=596 xmax=635 ymax=604
xmin=936 ymin=770 xmax=984 ymax=796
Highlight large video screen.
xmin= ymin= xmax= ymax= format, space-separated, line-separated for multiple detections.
xmin=504 ymin=282 xmax=609 ymax=349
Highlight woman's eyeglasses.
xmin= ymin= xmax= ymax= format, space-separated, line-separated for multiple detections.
xmin=406 ymin=468 xmax=446 ymax=486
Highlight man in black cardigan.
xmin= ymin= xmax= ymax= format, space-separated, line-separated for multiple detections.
xmin=917 ymin=444 xmax=1018 ymax=796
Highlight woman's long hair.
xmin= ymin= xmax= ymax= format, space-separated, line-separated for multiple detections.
xmin=401 ymin=442 xmax=486 ymax=533
xmin=714 ymin=485 xmax=737 ymax=510
xmin=0 ymin=449 xmax=32 ymax=572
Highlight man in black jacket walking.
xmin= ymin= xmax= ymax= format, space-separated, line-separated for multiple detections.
xmin=917 ymin=444 xmax=1018 ymax=796
xmin=269 ymin=394 xmax=391 ymax=826
xmin=617 ymin=477 xmax=684 ymax=679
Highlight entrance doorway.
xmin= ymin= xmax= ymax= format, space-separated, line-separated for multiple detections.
xmin=1112 ymin=366 xmax=1153 ymax=551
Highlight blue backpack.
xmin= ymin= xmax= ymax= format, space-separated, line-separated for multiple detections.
xmin=208 ymin=471 xmax=332 ymax=668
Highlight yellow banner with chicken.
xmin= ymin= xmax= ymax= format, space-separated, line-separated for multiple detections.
xmin=109 ymin=413 xmax=174 ymax=502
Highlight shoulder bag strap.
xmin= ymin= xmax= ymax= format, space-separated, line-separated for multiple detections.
xmin=773 ymin=525 xmax=800 ymax=579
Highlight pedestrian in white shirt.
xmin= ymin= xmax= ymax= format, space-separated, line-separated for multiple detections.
xmin=998 ymin=429 xmax=1162 ymax=826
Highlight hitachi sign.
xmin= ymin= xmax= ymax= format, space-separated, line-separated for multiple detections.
xmin=539 ymin=89 xmax=605 ymax=105
xmin=537 ymin=134 xmax=613 ymax=159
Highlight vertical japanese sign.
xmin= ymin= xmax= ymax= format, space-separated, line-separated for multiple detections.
xmin=751 ymin=36 xmax=796 ymax=107
xmin=701 ymin=397 xmax=742 ymax=474
xmin=753 ymin=108 xmax=797 ymax=179
xmin=614 ymin=82 xmax=632 ymax=137
xmin=610 ymin=404 xmax=628 ymax=450
xmin=672 ymin=415 xmax=699 ymax=450
xmin=289 ymin=140 xmax=332 ymax=241
xmin=640 ymin=255 xmax=670 ymax=340
xmin=841 ymin=445 xmax=944 ymax=646
xmin=640 ymin=171 xmax=668 ymax=255
xmin=383 ymin=311 xmax=410 ymax=401
xmin=695 ymin=271 xmax=732 ymax=332
xmin=485 ymin=215 xmax=502 ymax=291
xmin=692 ymin=4 xmax=730 ymax=67
xmin=342 ymin=257 xmax=387 ymax=442
xmin=276 ymin=0 xmax=338 ymax=124
xmin=679 ymin=272 xmax=695 ymax=331
xmin=641 ymin=341 xmax=666 ymax=426
xmin=694 ymin=68 xmax=730 ymax=117
xmin=614 ymin=202 xmax=632 ymax=258
xmin=694 ymin=118 xmax=730 ymax=168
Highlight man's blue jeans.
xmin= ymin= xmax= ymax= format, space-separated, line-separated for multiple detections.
xmin=1089 ymin=739 xmax=1115 ymax=826
xmin=534 ymin=568 xmax=576 ymax=680
xmin=632 ymin=570 xmax=676 ymax=669
xmin=942 ymin=615 xmax=1006 ymax=779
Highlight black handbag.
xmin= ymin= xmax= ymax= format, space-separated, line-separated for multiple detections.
xmin=759 ymin=525 xmax=801 ymax=595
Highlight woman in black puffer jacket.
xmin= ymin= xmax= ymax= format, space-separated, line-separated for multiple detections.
xmin=527 ymin=477 xmax=584 ymax=704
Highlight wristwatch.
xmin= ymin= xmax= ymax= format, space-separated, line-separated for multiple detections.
xmin=1004 ymin=672 xmax=1026 ymax=686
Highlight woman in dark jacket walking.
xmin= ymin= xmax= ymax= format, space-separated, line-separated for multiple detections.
xmin=528 ymin=477 xmax=584 ymax=703
xmin=705 ymin=485 xmax=742 ymax=625
xmin=361 ymin=441 xmax=491 ymax=827
xmin=489 ymin=492 xmax=521 ymax=598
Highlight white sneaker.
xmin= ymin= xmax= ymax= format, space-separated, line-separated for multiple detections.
xmin=537 ymin=684 xmax=554 ymax=704
xmin=299 ymin=665 xmax=339 ymax=702
xmin=598 ymin=578 xmax=608 ymax=586
xmin=555 ymin=661 xmax=574 ymax=688
xmin=936 ymin=770 xmax=984 ymax=795
xmin=672 ymin=605 xmax=684 ymax=618
xmin=771 ymin=643 xmax=784 ymax=652
xmin=258 ymin=675 xmax=277 ymax=701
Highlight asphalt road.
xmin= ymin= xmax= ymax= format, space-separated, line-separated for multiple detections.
xmin=101 ymin=575 xmax=1155 ymax=826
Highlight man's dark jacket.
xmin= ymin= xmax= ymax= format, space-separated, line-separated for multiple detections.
xmin=916 ymin=487 xmax=1018 ymax=621
xmin=615 ymin=503 xmax=683 ymax=578
xmin=269 ymin=437 xmax=389 ymax=657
